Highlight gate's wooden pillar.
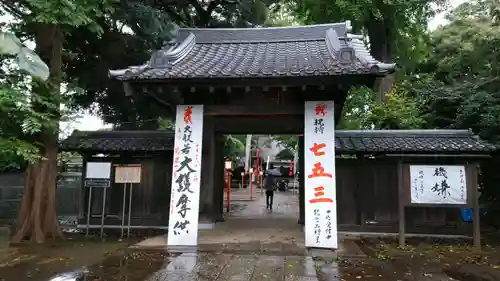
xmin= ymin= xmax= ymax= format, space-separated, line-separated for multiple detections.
xmin=298 ymin=135 xmax=305 ymax=225
xmin=200 ymin=116 xmax=215 ymax=221
xmin=212 ymin=131 xmax=225 ymax=222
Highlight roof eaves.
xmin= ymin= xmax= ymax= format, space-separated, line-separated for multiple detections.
xmin=336 ymin=129 xmax=474 ymax=137
xmin=109 ymin=64 xmax=149 ymax=80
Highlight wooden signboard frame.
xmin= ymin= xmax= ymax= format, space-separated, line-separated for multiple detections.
xmin=113 ymin=164 xmax=142 ymax=239
xmin=397 ymin=163 xmax=480 ymax=250
xmin=84 ymin=162 xmax=112 ymax=238
xmin=401 ymin=164 xmax=474 ymax=207
xmin=114 ymin=164 xmax=142 ymax=184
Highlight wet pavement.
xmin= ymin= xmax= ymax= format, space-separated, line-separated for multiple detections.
xmin=224 ymin=188 xmax=299 ymax=219
xmin=1 ymin=190 xmax=481 ymax=281
xmin=136 ymin=190 xmax=303 ymax=253
xmin=36 ymin=249 xmax=462 ymax=281
xmin=145 ymin=252 xmax=318 ymax=281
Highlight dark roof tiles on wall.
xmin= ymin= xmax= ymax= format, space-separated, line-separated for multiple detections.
xmin=60 ymin=130 xmax=175 ymax=153
xmin=334 ymin=130 xmax=497 ymax=154
xmin=109 ymin=21 xmax=396 ymax=81
xmin=61 ymin=129 xmax=496 ymax=154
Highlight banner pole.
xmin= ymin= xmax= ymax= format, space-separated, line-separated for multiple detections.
xmin=127 ymin=184 xmax=133 ymax=239
xmin=86 ymin=186 xmax=92 ymax=236
xmin=121 ymin=183 xmax=127 ymax=238
xmin=226 ymin=170 xmax=231 ymax=212
xmin=100 ymin=186 xmax=107 ymax=239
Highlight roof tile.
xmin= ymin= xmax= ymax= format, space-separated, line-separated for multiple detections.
xmin=61 ymin=130 xmax=497 ymax=154
xmin=60 ymin=130 xmax=175 ymax=153
xmin=109 ymin=22 xmax=395 ymax=81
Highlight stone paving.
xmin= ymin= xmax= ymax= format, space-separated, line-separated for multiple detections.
xmin=145 ymin=252 xmax=318 ymax=281
xmin=135 ymin=191 xmax=303 ymax=251
xmin=128 ymin=189 xmax=465 ymax=281
xmin=224 ymin=188 xmax=299 ymax=219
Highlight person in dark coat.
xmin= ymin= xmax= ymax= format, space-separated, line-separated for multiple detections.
xmin=263 ymin=170 xmax=277 ymax=210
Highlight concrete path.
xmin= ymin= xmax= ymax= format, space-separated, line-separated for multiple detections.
xmin=144 ymin=252 xmax=318 ymax=281
xmin=135 ymin=191 xmax=379 ymax=281
xmin=225 ymin=188 xmax=299 ymax=219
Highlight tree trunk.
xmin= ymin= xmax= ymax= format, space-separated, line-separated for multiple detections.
xmin=12 ymin=24 xmax=64 ymax=243
xmin=366 ymin=8 xmax=395 ymax=103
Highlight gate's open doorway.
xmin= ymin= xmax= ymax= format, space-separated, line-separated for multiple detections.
xmin=220 ymin=134 xmax=299 ymax=223
xmin=198 ymin=133 xmax=305 ymax=253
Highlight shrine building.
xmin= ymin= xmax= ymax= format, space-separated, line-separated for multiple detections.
xmin=61 ymin=21 xmax=497 ymax=239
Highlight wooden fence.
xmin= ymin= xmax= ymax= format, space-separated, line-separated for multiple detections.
xmin=0 ymin=171 xmax=82 ymax=224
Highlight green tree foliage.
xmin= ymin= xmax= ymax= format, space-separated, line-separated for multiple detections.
xmin=339 ymin=86 xmax=424 ymax=130
xmin=271 ymin=135 xmax=297 ymax=152
xmin=224 ymin=135 xmax=246 ymax=158
xmin=0 ymin=32 xmax=51 ymax=171
xmin=417 ymin=0 xmax=500 ymax=136
xmin=275 ymin=148 xmax=294 ymax=160
xmin=404 ymin=0 xmax=500 ymax=223
xmin=64 ymin=0 xmax=279 ymax=129
xmin=1 ymin=0 xmax=116 ymax=243
xmin=287 ymin=0 xmax=447 ymax=98
xmin=287 ymin=0 xmax=444 ymax=67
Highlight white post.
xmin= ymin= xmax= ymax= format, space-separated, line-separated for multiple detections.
xmin=244 ymin=134 xmax=252 ymax=171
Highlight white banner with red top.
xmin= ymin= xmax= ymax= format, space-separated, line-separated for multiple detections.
xmin=167 ymin=105 xmax=204 ymax=247
xmin=304 ymin=101 xmax=337 ymax=249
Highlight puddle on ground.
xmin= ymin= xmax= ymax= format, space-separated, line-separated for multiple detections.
xmin=0 ymin=250 xmax=175 ymax=281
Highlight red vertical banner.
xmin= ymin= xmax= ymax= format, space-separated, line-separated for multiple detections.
xmin=304 ymin=101 xmax=337 ymax=249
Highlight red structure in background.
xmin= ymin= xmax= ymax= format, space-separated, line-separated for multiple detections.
xmin=255 ymin=148 xmax=262 ymax=172
xmin=255 ymin=147 xmax=262 ymax=180
xmin=226 ymin=170 xmax=231 ymax=212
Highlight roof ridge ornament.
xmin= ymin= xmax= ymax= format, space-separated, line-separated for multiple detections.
xmin=150 ymin=32 xmax=196 ymax=68
xmin=345 ymin=20 xmax=352 ymax=34
xmin=325 ymin=28 xmax=356 ymax=64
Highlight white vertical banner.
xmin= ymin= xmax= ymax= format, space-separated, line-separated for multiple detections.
xmin=167 ymin=105 xmax=204 ymax=247
xmin=304 ymin=101 xmax=337 ymax=249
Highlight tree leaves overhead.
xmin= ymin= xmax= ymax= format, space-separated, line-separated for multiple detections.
xmin=61 ymin=0 xmax=278 ymax=129
xmin=420 ymin=0 xmax=500 ymax=136
xmin=288 ymin=0 xmax=445 ymax=65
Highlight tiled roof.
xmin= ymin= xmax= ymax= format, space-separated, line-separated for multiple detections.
xmin=61 ymin=130 xmax=496 ymax=154
xmin=109 ymin=21 xmax=396 ymax=81
xmin=60 ymin=130 xmax=175 ymax=153
xmin=335 ymin=130 xmax=497 ymax=154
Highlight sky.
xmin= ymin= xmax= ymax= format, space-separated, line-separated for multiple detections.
xmin=3 ymin=0 xmax=466 ymax=134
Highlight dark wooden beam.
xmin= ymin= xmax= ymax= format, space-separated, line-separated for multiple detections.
xmin=213 ymin=116 xmax=302 ymax=134
xmin=205 ymin=105 xmax=303 ymax=116
xmin=126 ymin=74 xmax=379 ymax=88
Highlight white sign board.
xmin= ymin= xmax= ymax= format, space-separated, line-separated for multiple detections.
xmin=86 ymin=162 xmax=111 ymax=179
xmin=115 ymin=165 xmax=141 ymax=183
xmin=410 ymin=165 xmax=467 ymax=204
xmin=167 ymin=105 xmax=204 ymax=247
xmin=304 ymin=101 xmax=337 ymax=249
